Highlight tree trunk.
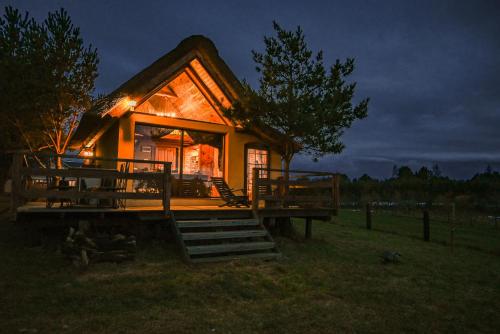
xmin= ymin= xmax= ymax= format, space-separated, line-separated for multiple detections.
xmin=56 ymin=155 xmax=63 ymax=169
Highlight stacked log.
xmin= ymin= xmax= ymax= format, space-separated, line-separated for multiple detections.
xmin=62 ymin=227 xmax=136 ymax=267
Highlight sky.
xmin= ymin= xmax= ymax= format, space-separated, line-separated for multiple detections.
xmin=3 ymin=0 xmax=500 ymax=179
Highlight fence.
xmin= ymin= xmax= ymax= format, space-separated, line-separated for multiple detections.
xmin=11 ymin=152 xmax=171 ymax=214
xmin=343 ymin=201 xmax=500 ymax=255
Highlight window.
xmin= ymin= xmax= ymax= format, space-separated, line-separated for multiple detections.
xmin=246 ymin=146 xmax=269 ymax=197
xmin=134 ymin=124 xmax=224 ymax=196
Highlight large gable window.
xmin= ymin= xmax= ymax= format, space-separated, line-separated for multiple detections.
xmin=134 ymin=70 xmax=225 ymax=124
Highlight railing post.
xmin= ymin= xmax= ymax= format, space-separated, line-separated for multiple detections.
xmin=162 ymin=162 xmax=171 ymax=215
xmin=251 ymin=167 xmax=259 ymax=211
xmin=11 ymin=152 xmax=23 ymax=213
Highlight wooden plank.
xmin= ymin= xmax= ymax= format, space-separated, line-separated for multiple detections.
xmin=191 ymin=252 xmax=280 ymax=263
xmin=177 ymin=219 xmax=259 ymax=228
xmin=30 ymin=153 xmax=174 ymax=166
xmin=258 ymin=179 xmax=333 ymax=188
xmin=20 ymin=189 xmax=161 ymax=200
xmin=258 ymin=168 xmax=334 ymax=176
xmin=186 ymin=241 xmax=275 ymax=255
xmin=259 ymin=195 xmax=333 ymax=202
xmin=21 ymin=167 xmax=162 ymax=181
xmin=182 ymin=230 xmax=267 ymax=241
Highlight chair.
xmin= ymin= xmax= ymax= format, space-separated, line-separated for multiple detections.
xmin=211 ymin=177 xmax=249 ymax=208
xmin=97 ymin=162 xmax=129 ymax=208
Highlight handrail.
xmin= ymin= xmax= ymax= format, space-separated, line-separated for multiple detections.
xmin=10 ymin=151 xmax=172 ymax=215
xmin=251 ymin=167 xmax=340 ymax=214
xmin=22 ymin=152 xmax=171 ymax=166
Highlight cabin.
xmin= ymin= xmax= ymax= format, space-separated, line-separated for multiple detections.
xmin=11 ymin=36 xmax=339 ymax=263
xmin=70 ymin=35 xmax=282 ymax=200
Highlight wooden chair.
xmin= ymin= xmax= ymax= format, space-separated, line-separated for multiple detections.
xmin=211 ymin=177 xmax=249 ymax=208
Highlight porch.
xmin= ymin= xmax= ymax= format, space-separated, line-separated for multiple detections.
xmin=11 ymin=152 xmax=339 ymax=261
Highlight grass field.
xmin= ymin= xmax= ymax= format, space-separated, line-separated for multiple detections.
xmin=0 ymin=210 xmax=499 ymax=333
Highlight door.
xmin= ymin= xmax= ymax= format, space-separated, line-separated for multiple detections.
xmin=245 ymin=145 xmax=270 ymax=197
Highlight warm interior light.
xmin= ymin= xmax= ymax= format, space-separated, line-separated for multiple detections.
xmin=82 ymin=150 xmax=94 ymax=157
xmin=127 ymin=100 xmax=137 ymax=111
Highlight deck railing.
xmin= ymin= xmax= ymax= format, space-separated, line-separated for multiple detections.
xmin=11 ymin=152 xmax=171 ymax=215
xmin=251 ymin=168 xmax=340 ymax=214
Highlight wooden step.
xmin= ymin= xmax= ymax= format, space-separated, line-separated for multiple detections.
xmin=186 ymin=241 xmax=275 ymax=255
xmin=191 ymin=252 xmax=281 ymax=263
xmin=177 ymin=219 xmax=259 ymax=228
xmin=182 ymin=230 xmax=267 ymax=241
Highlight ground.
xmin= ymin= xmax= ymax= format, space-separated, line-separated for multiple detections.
xmin=0 ymin=209 xmax=499 ymax=333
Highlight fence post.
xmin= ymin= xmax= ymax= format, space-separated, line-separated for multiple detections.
xmin=423 ymin=210 xmax=430 ymax=241
xmin=251 ymin=168 xmax=259 ymax=211
xmin=450 ymin=203 xmax=455 ymax=252
xmin=11 ymin=152 xmax=23 ymax=213
xmin=366 ymin=203 xmax=372 ymax=230
xmin=332 ymin=174 xmax=340 ymax=216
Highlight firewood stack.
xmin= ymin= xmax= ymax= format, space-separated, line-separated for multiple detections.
xmin=62 ymin=227 xmax=137 ymax=267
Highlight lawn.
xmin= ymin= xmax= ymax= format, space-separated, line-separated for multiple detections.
xmin=0 ymin=210 xmax=499 ymax=333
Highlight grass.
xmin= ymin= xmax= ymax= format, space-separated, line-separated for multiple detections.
xmin=0 ymin=210 xmax=499 ymax=333
xmin=344 ymin=209 xmax=500 ymax=255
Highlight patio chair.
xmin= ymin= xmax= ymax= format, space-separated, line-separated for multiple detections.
xmin=97 ymin=162 xmax=129 ymax=208
xmin=211 ymin=177 xmax=250 ymax=208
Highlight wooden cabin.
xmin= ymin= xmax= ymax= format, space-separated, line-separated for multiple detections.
xmin=70 ymin=35 xmax=282 ymax=200
xmin=12 ymin=36 xmax=339 ymax=263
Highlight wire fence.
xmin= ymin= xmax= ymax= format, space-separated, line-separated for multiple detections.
xmin=341 ymin=202 xmax=500 ymax=256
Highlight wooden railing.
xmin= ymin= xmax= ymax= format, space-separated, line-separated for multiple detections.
xmin=251 ymin=168 xmax=340 ymax=214
xmin=11 ymin=152 xmax=171 ymax=215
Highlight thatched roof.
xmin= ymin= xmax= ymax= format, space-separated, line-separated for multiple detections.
xmin=70 ymin=35 xmax=243 ymax=149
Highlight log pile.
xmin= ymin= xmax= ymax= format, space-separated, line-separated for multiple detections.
xmin=62 ymin=227 xmax=136 ymax=267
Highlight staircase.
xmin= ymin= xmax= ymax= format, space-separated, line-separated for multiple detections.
xmin=172 ymin=214 xmax=280 ymax=263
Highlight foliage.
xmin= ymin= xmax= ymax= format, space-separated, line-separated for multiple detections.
xmin=340 ymin=164 xmax=500 ymax=210
xmin=225 ymin=21 xmax=369 ymax=174
xmin=0 ymin=6 xmax=98 ymax=161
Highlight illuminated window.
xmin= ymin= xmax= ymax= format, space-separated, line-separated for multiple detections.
xmin=246 ymin=147 xmax=269 ymax=197
xmin=134 ymin=71 xmax=225 ymax=124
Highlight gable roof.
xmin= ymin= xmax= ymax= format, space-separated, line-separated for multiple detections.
xmin=70 ymin=35 xmax=243 ymax=149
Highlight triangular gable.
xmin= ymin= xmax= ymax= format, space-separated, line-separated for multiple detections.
xmin=133 ymin=63 xmax=229 ymax=125
xmin=70 ymin=35 xmax=243 ymax=149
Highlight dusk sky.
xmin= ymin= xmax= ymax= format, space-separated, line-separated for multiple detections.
xmin=4 ymin=0 xmax=500 ymax=179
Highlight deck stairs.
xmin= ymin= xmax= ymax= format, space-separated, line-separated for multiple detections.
xmin=171 ymin=213 xmax=280 ymax=263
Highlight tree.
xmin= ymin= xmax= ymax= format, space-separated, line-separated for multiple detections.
xmin=397 ymin=166 xmax=413 ymax=179
xmin=392 ymin=164 xmax=398 ymax=178
xmin=0 ymin=6 xmax=98 ymax=167
xmin=225 ymin=21 xmax=369 ymax=180
xmin=416 ymin=166 xmax=431 ymax=180
xmin=432 ymin=163 xmax=442 ymax=177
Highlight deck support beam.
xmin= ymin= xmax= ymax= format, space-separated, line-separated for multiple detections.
xmin=305 ymin=217 xmax=312 ymax=239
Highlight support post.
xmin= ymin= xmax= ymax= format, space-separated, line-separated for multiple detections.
xmin=11 ymin=152 xmax=23 ymax=213
xmin=423 ymin=210 xmax=430 ymax=241
xmin=162 ymin=162 xmax=171 ymax=216
xmin=366 ymin=203 xmax=372 ymax=230
xmin=305 ymin=217 xmax=312 ymax=239
xmin=251 ymin=168 xmax=259 ymax=211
